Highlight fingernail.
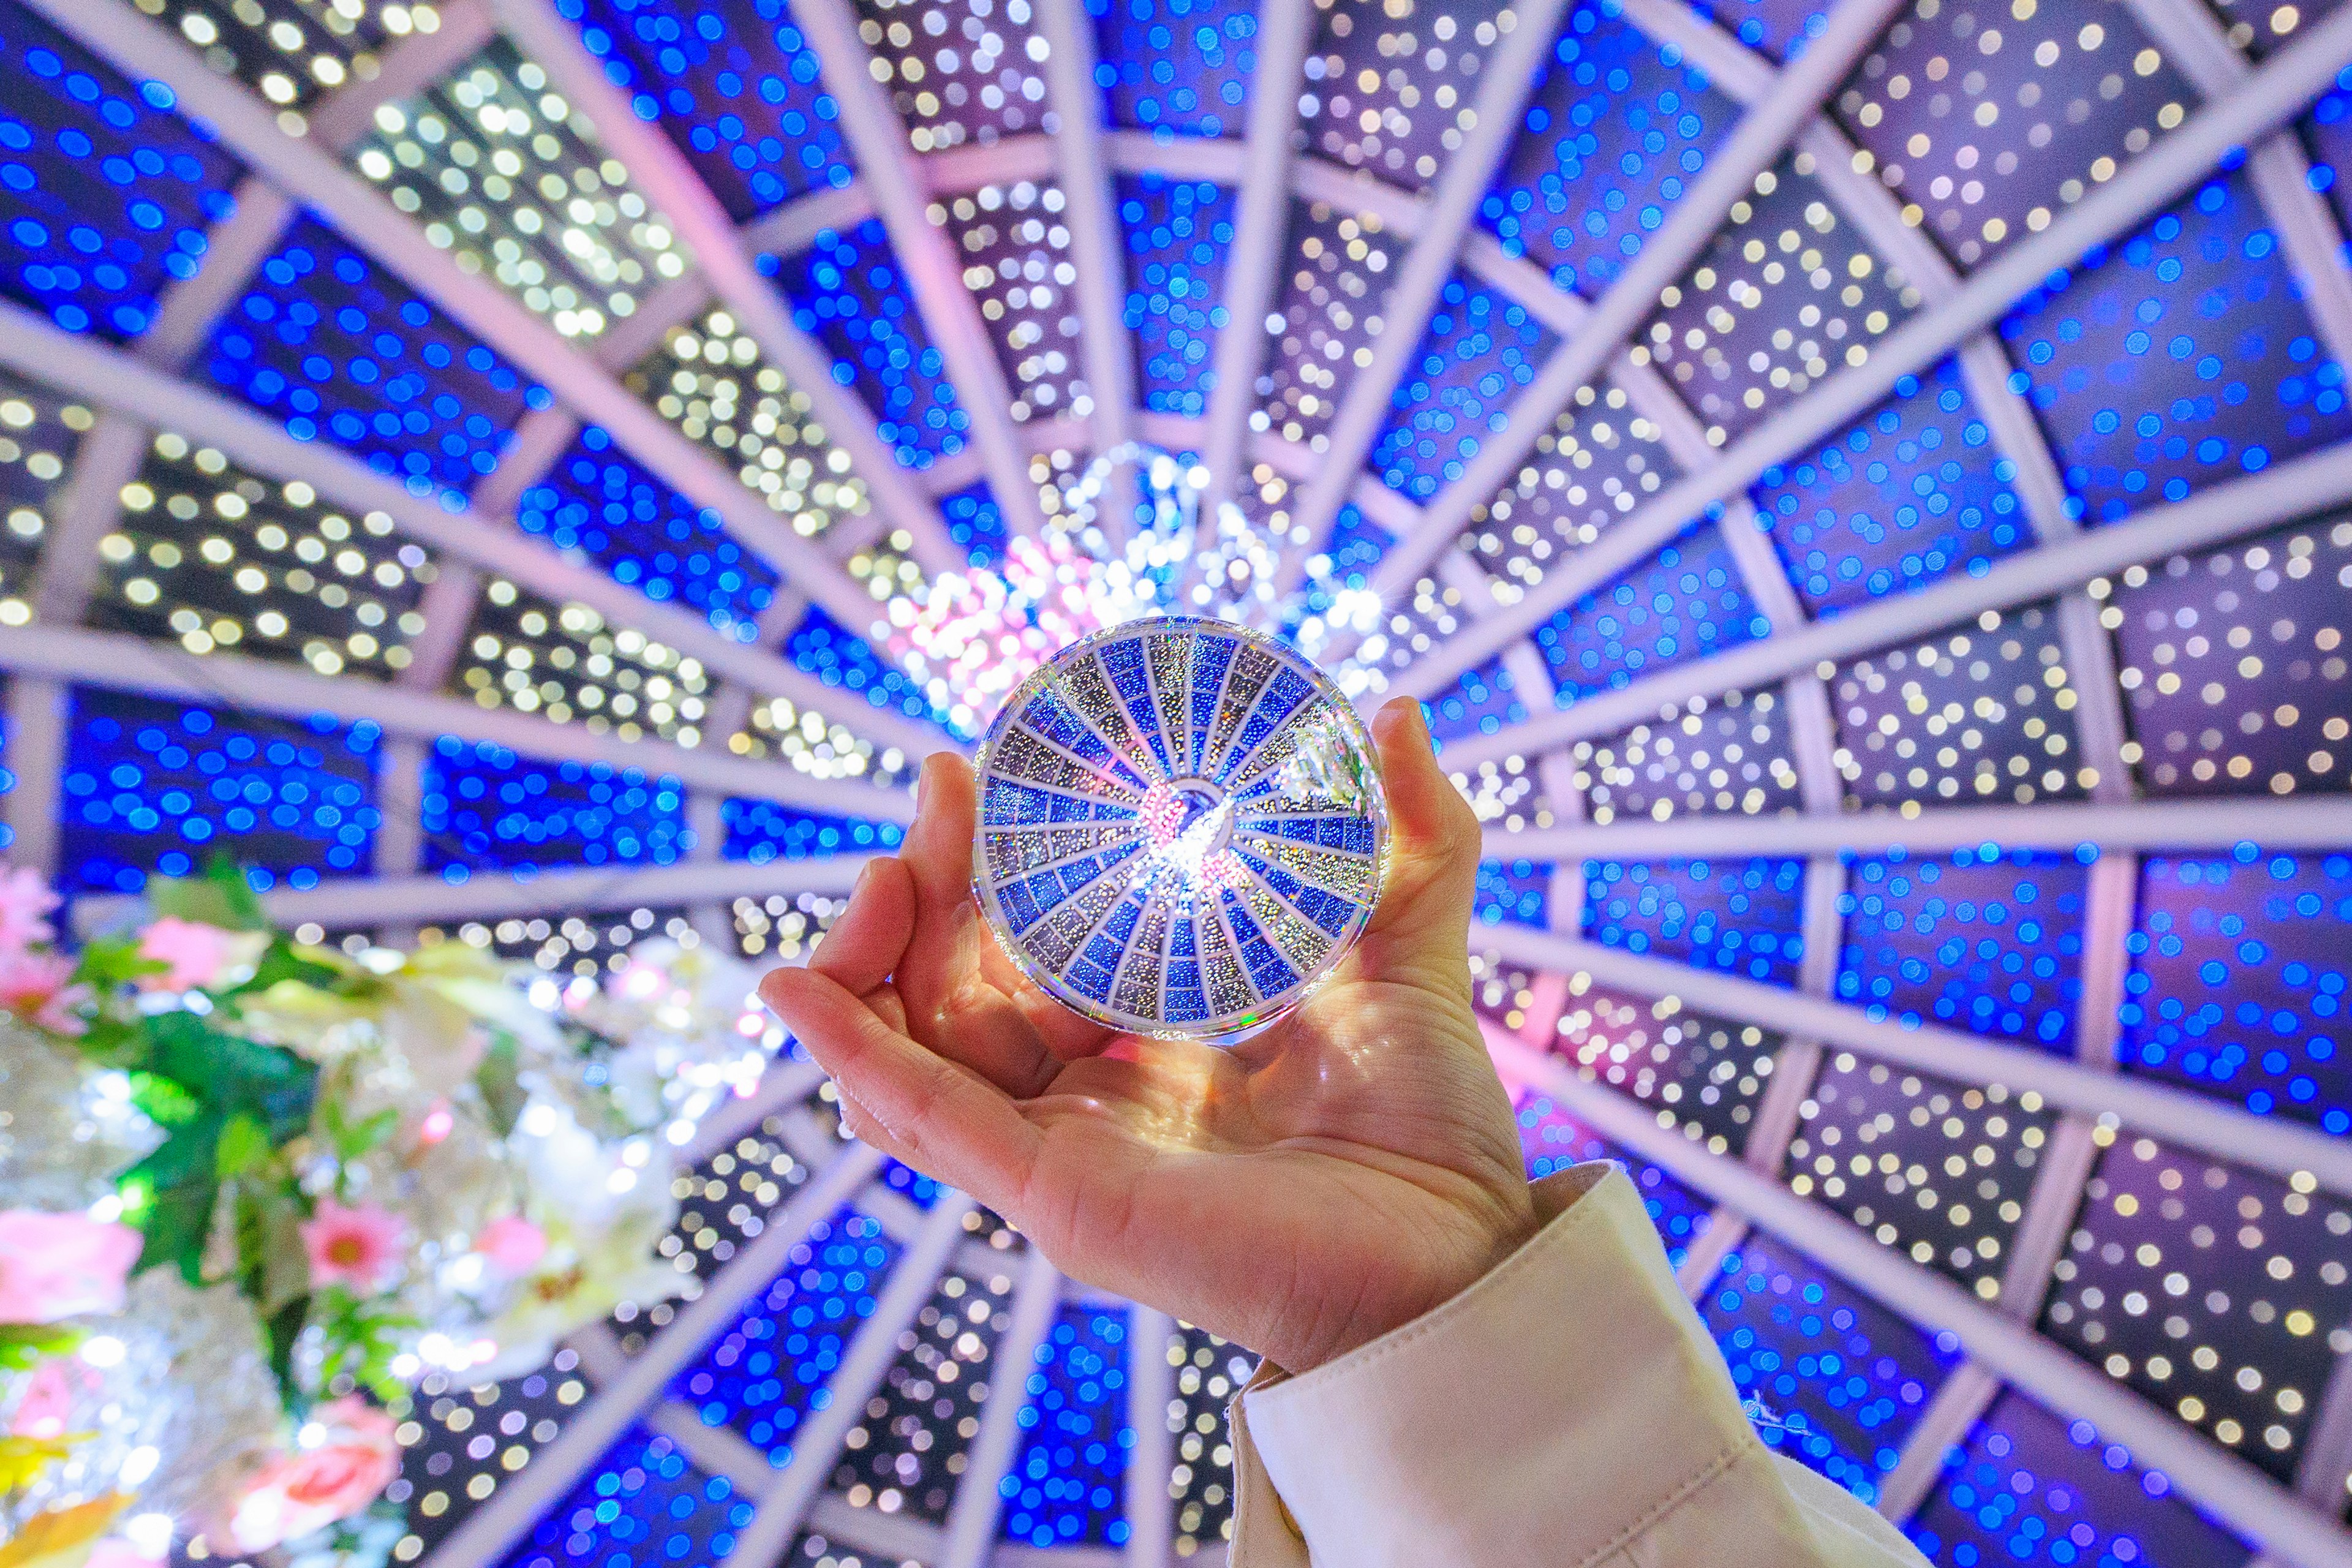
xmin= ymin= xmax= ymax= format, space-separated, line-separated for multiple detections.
xmin=849 ymin=862 xmax=874 ymax=902
xmin=916 ymin=756 xmax=935 ymax=815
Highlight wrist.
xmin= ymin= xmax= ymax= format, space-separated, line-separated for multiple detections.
xmin=1287 ymin=1186 xmax=1542 ymax=1373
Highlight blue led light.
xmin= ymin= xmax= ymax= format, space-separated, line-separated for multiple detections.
xmin=1372 ymin=274 xmax=1553 ymax=499
xmin=1691 ymin=0 xmax=1829 ymax=61
xmin=1512 ymin=1093 xmax=1716 ymax=1268
xmin=1753 ymin=358 xmax=2028 ymax=617
xmin=1585 ymin=857 xmax=1807 ymax=986
xmin=1089 ymin=0 xmax=1256 ymax=137
xmin=1120 ymin=176 xmax=1234 ymax=417
xmin=1533 ymin=527 xmax=1772 ymax=703
xmin=941 ymin=481 xmax=1008 ymax=568
xmin=786 ymin=603 xmax=957 ymax=729
xmin=558 ymin=0 xmax=854 ymax=216
xmin=1702 ymin=1236 xmax=1958 ymax=1504
xmin=59 ymin=691 xmax=378 ymax=895
xmin=1475 ymin=856 xmax=1550 ymax=927
xmin=674 ymin=1211 xmax=898 ymax=1466
xmin=521 ymin=427 xmax=778 ymax=638
xmin=421 ymin=739 xmax=690 ymax=870
xmin=0 ymin=5 xmax=239 ymax=339
xmin=2002 ymin=172 xmax=2352 ymax=527
xmin=503 ymin=1427 xmax=748 ymax=1568
xmin=2122 ymin=851 xmax=2350 ymax=1132
xmin=1838 ymin=848 xmax=2089 ymax=1052
xmin=768 ymin=221 xmax=968 ymax=469
xmin=1426 ymin=656 xmax=1529 ymax=742
xmin=1482 ymin=4 xmax=1738 ymax=298
xmin=1005 ymin=1305 xmax=1131 ymax=1548
xmin=205 ymin=218 xmax=546 ymax=496
xmin=721 ymin=798 xmax=904 ymax=861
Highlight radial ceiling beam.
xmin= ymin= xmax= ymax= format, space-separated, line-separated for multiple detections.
xmin=1474 ymin=921 xmax=2352 ymax=1191
xmin=486 ymin=0 xmax=967 ymax=578
xmin=786 ymin=0 xmax=1054 ymax=542
xmin=418 ymin=1144 xmax=885 ymax=1568
xmin=1485 ymin=1028 xmax=2352 ymax=1568
xmin=1033 ymin=0 xmax=1137 ymax=458
xmin=27 ymin=0 xmax=899 ymax=649
xmin=1279 ymin=0 xmax=1575 ymax=586
xmin=1431 ymin=428 xmax=2352 ymax=769
xmin=938 ymin=1246 xmax=1065 ymax=1568
xmin=0 ymin=621 xmax=915 ymax=820
xmin=0 ymin=301 xmax=949 ymax=758
xmin=1196 ymin=0 xmax=1316 ymax=520
xmin=1123 ymin=1306 xmax=1177 ymax=1568
xmin=1392 ymin=2 xmax=2352 ymax=698
xmin=1362 ymin=0 xmax=1915 ymax=601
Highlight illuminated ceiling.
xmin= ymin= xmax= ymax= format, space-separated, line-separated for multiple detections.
xmin=0 ymin=0 xmax=2349 ymax=1564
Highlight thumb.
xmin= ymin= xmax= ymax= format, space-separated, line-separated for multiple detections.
xmin=1360 ymin=696 xmax=1481 ymax=964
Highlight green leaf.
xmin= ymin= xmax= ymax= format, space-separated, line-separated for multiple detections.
xmin=148 ymin=855 xmax=270 ymax=932
xmin=213 ymin=938 xmax=342 ymax=1011
xmin=264 ymin=1294 xmax=311 ymax=1414
xmin=123 ymin=1110 xmax=223 ymax=1284
xmin=215 ymin=1112 xmax=273 ymax=1180
xmin=145 ymin=1011 xmax=317 ymax=1141
xmin=71 ymin=932 xmax=168 ymax=993
xmin=472 ymin=1031 xmax=527 ymax=1139
xmin=0 ymin=1323 xmax=83 ymax=1373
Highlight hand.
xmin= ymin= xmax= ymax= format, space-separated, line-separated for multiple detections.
xmin=758 ymin=697 xmax=1536 ymax=1373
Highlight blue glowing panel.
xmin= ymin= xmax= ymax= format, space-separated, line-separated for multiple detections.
xmin=0 ymin=6 xmax=241 ymax=340
xmin=205 ymin=218 xmax=544 ymax=495
xmin=2306 ymin=66 xmax=2352 ymax=233
xmin=769 ymin=221 xmax=968 ymax=469
xmin=1425 ymin=655 xmax=1529 ymax=743
xmin=1475 ymin=856 xmax=1549 ymax=928
xmin=560 ymin=0 xmax=856 ymax=217
xmin=2122 ymin=851 xmax=2350 ymax=1132
xmin=1511 ymin=1092 xmax=1716 ymax=1269
xmin=878 ymin=1157 xmax=939 ymax=1208
xmin=1299 ymin=0 xmax=1515 ymax=192
xmin=1692 ymin=0 xmax=1828 ymax=61
xmin=721 ymin=798 xmax=905 ymax=862
xmin=1752 ymin=358 xmax=2030 ymax=618
xmin=421 ymin=739 xmax=690 ymax=870
xmin=1371 ymin=274 xmax=1555 ymax=500
xmin=520 ymin=428 xmax=779 ymax=638
xmin=2002 ymin=172 xmax=2352 ymax=529
xmin=1308 ymin=502 xmax=1390 ymax=602
xmin=1583 ymin=857 xmax=1807 ymax=986
xmin=1700 ymin=1236 xmax=1958 ymax=1505
xmin=1531 ymin=526 xmax=1772 ymax=702
xmin=785 ymin=603 xmax=956 ymax=730
xmin=1480 ymin=6 xmax=1740 ymax=300
xmin=1568 ymin=685 xmax=1807 ymax=826
xmin=1838 ymin=848 xmax=2090 ymax=1053
xmin=941 ymin=481 xmax=1009 ymax=568
xmin=674 ymin=1210 xmax=898 ymax=1466
xmin=1905 ymin=1390 xmax=2250 ymax=1568
xmin=497 ymin=1427 xmax=748 ymax=1568
xmin=1005 ymin=1303 xmax=1131 ymax=1550
xmin=1090 ymin=0 xmax=1257 ymax=138
xmin=1120 ymin=176 xmax=1234 ymax=418
xmin=59 ymin=691 xmax=377 ymax=895
xmin=0 ymin=698 xmax=13 ymax=855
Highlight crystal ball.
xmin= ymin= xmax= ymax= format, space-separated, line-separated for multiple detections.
xmin=971 ymin=617 xmax=1389 ymax=1042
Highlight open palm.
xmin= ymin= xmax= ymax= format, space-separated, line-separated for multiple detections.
xmin=758 ymin=699 xmax=1535 ymax=1373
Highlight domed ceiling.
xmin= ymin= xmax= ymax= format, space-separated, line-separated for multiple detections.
xmin=0 ymin=0 xmax=2349 ymax=1562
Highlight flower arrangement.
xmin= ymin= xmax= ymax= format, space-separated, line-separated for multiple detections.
xmin=0 ymin=862 xmax=774 ymax=1568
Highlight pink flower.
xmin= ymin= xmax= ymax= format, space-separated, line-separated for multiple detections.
xmin=224 ymin=1398 xmax=400 ymax=1553
xmin=0 ymin=1210 xmax=141 ymax=1323
xmin=298 ymin=1200 xmax=405 ymax=1295
xmin=0 ymin=865 xmax=58 ymax=952
xmin=9 ymin=1360 xmax=80 ymax=1438
xmin=85 ymin=1540 xmax=165 ymax=1568
xmin=132 ymin=917 xmax=258 ymax=992
xmin=0 ymin=949 xmax=89 ymax=1036
xmin=472 ymin=1216 xmax=547 ymax=1276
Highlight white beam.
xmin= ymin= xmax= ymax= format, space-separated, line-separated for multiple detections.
xmin=1196 ymin=0 xmax=1315 ymax=518
xmin=0 ymin=300 xmax=951 ymax=758
xmin=938 ymin=1246 xmax=1065 ymax=1568
xmin=1484 ymin=794 xmax=2352 ymax=859
xmin=1429 ymin=431 xmax=2352 ymax=769
xmin=1365 ymin=0 xmax=1914 ymax=600
xmin=418 ymin=1144 xmax=884 ymax=1568
xmin=1391 ymin=3 xmax=2352 ymax=697
xmin=24 ymin=0 xmax=897 ymax=646
xmin=1280 ymin=0 xmax=1575 ymax=579
xmin=1872 ymin=1363 xmax=2001 ymax=1523
xmin=1485 ymin=1028 xmax=2352 ymax=1568
xmin=1122 ymin=1306 xmax=1177 ymax=1568
xmin=488 ymin=0 xmax=966 ymax=578
xmin=1104 ymin=130 xmax=1246 ymax=183
xmin=786 ymin=0 xmax=1054 ymax=541
xmin=1472 ymin=922 xmax=2352 ymax=1192
xmin=677 ymin=1060 xmax=831 ymax=1172
xmin=1034 ymin=0 xmax=1136 ymax=457
xmin=0 ymin=622 xmax=915 ymax=820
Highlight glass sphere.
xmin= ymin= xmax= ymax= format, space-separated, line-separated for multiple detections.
xmin=970 ymin=616 xmax=1389 ymax=1042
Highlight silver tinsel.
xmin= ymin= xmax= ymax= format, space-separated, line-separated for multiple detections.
xmin=0 ymin=1020 xmax=159 ymax=1212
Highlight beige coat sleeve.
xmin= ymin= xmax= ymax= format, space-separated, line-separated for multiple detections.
xmin=1224 ymin=1163 xmax=1931 ymax=1568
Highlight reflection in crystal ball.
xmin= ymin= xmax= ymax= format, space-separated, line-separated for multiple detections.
xmin=970 ymin=617 xmax=1389 ymax=1041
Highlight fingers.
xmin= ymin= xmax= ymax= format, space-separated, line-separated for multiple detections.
xmin=1360 ymin=698 xmax=1482 ymax=974
xmin=762 ymin=965 xmax=1043 ymax=1213
xmin=901 ymin=753 xmax=980 ymax=912
xmin=809 ymin=856 xmax=916 ymax=995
